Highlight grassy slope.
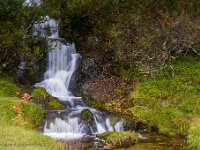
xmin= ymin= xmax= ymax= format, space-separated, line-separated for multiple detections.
xmin=0 ymin=73 xmax=63 ymax=150
xmin=130 ymin=56 xmax=200 ymax=149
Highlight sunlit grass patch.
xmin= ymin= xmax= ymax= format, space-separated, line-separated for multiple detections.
xmin=0 ymin=125 xmax=63 ymax=150
xmin=130 ymin=56 xmax=200 ymax=136
xmin=187 ymin=117 xmax=200 ymax=150
xmin=0 ymin=96 xmax=44 ymax=129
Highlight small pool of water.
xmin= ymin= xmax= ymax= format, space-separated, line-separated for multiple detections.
xmin=118 ymin=132 xmax=187 ymax=150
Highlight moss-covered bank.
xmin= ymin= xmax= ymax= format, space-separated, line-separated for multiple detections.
xmin=0 ymin=73 xmax=63 ymax=149
xmin=32 ymin=87 xmax=65 ymax=110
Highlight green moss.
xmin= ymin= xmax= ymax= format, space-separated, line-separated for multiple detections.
xmin=97 ymin=131 xmax=139 ymax=148
xmin=46 ymin=97 xmax=65 ymax=110
xmin=130 ymin=56 xmax=200 ymax=136
xmin=32 ymin=87 xmax=47 ymax=99
xmin=80 ymin=108 xmax=94 ymax=121
xmin=32 ymin=87 xmax=65 ymax=110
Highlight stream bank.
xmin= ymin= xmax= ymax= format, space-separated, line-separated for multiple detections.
xmin=57 ymin=132 xmax=186 ymax=150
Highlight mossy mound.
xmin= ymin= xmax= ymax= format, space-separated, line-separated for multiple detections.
xmin=32 ymin=87 xmax=65 ymax=110
xmin=96 ymin=131 xmax=139 ymax=148
xmin=80 ymin=108 xmax=94 ymax=122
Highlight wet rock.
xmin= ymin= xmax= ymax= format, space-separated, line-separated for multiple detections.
xmin=16 ymin=58 xmax=46 ymax=85
xmin=80 ymin=124 xmax=93 ymax=135
xmin=80 ymin=108 xmax=97 ymax=134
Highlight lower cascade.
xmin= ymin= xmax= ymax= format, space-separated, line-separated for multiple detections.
xmin=36 ymin=43 xmax=123 ymax=139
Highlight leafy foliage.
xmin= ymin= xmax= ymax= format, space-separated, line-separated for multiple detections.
xmin=0 ymin=0 xmax=47 ymax=73
xmin=58 ymin=0 xmax=200 ymax=79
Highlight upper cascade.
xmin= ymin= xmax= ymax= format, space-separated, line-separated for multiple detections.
xmin=23 ymin=0 xmax=41 ymax=6
xmin=33 ymin=16 xmax=59 ymax=39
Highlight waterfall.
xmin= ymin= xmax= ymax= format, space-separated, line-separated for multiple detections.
xmin=25 ymin=0 xmax=123 ymax=139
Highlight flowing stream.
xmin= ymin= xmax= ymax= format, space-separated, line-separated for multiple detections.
xmin=25 ymin=0 xmax=123 ymax=140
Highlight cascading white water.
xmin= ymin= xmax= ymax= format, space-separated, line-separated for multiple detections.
xmin=23 ymin=0 xmax=41 ymax=6
xmin=25 ymin=0 xmax=124 ymax=140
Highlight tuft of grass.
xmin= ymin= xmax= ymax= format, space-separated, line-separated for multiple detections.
xmin=130 ymin=56 xmax=200 ymax=136
xmin=187 ymin=117 xmax=200 ymax=150
xmin=0 ymin=73 xmax=21 ymax=97
xmin=32 ymin=87 xmax=47 ymax=100
xmin=97 ymin=131 xmax=139 ymax=148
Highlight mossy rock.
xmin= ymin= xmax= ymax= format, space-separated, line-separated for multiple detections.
xmin=46 ymin=96 xmax=65 ymax=110
xmin=96 ymin=131 xmax=139 ymax=148
xmin=80 ymin=108 xmax=94 ymax=122
xmin=32 ymin=87 xmax=65 ymax=110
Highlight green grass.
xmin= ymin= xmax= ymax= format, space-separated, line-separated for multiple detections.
xmin=187 ymin=117 xmax=200 ymax=150
xmin=32 ymin=87 xmax=65 ymax=110
xmin=129 ymin=56 xmax=200 ymax=145
xmin=0 ymin=73 xmax=21 ymax=97
xmin=0 ymin=125 xmax=63 ymax=150
xmin=0 ymin=96 xmax=44 ymax=129
xmin=0 ymin=73 xmax=63 ymax=149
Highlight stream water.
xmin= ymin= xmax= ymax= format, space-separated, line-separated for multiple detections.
xmin=119 ymin=133 xmax=186 ymax=150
